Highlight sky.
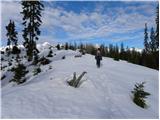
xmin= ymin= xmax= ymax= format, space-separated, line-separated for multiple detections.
xmin=1 ymin=0 xmax=158 ymax=48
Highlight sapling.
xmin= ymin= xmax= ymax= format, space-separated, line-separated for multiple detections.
xmin=131 ymin=82 xmax=150 ymax=108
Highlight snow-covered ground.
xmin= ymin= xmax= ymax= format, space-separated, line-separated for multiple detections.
xmin=1 ymin=43 xmax=159 ymax=118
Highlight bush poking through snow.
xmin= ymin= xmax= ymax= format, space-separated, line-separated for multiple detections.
xmin=47 ymin=49 xmax=53 ymax=57
xmin=75 ymin=54 xmax=82 ymax=58
xmin=67 ymin=71 xmax=87 ymax=88
xmin=10 ymin=63 xmax=28 ymax=84
xmin=39 ymin=57 xmax=51 ymax=65
xmin=131 ymin=82 xmax=150 ymax=108
xmin=33 ymin=52 xmax=39 ymax=65
xmin=1 ymin=75 xmax=6 ymax=80
xmin=114 ymin=57 xmax=119 ymax=61
xmin=12 ymin=46 xmax=21 ymax=54
xmin=49 ymin=65 xmax=52 ymax=69
xmin=62 ymin=56 xmax=65 ymax=59
xmin=33 ymin=65 xmax=41 ymax=75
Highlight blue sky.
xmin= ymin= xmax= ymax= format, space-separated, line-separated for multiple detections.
xmin=1 ymin=0 xmax=158 ymax=48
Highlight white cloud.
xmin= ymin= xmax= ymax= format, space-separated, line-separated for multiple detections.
xmin=1 ymin=1 xmax=157 ymax=46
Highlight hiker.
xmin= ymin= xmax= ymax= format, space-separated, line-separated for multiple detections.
xmin=95 ymin=48 xmax=102 ymax=68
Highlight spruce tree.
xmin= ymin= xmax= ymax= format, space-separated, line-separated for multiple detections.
xmin=11 ymin=63 xmax=28 ymax=84
xmin=149 ymin=27 xmax=156 ymax=52
xmin=6 ymin=20 xmax=18 ymax=54
xmin=21 ymin=1 xmax=44 ymax=61
xmin=120 ymin=43 xmax=125 ymax=60
xmin=155 ymin=6 xmax=159 ymax=50
xmin=65 ymin=42 xmax=68 ymax=50
xmin=144 ymin=23 xmax=150 ymax=53
xmin=132 ymin=82 xmax=150 ymax=108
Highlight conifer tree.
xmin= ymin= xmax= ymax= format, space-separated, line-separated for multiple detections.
xmin=21 ymin=1 xmax=44 ymax=61
xmin=65 ymin=42 xmax=68 ymax=50
xmin=144 ymin=23 xmax=150 ymax=53
xmin=149 ymin=27 xmax=156 ymax=52
xmin=120 ymin=43 xmax=125 ymax=60
xmin=132 ymin=82 xmax=150 ymax=108
xmin=155 ymin=6 xmax=159 ymax=50
xmin=6 ymin=20 xmax=18 ymax=54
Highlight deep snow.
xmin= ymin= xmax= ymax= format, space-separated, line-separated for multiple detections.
xmin=1 ymin=43 xmax=159 ymax=118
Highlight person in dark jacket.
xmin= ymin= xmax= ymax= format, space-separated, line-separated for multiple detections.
xmin=95 ymin=48 xmax=102 ymax=68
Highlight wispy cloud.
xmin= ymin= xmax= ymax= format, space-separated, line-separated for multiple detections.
xmin=1 ymin=1 xmax=158 ymax=48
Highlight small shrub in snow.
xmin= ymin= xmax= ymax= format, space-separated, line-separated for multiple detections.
xmin=74 ymin=54 xmax=82 ymax=58
xmin=67 ymin=71 xmax=87 ymax=88
xmin=8 ymin=61 xmax=12 ymax=66
xmin=39 ymin=57 xmax=51 ymax=65
xmin=1 ymin=51 xmax=4 ymax=54
xmin=114 ymin=57 xmax=119 ymax=61
xmin=33 ymin=66 xmax=41 ymax=75
xmin=1 ymin=74 xmax=6 ymax=80
xmin=131 ymin=82 xmax=150 ymax=108
xmin=79 ymin=49 xmax=86 ymax=55
xmin=10 ymin=63 xmax=28 ymax=84
xmin=12 ymin=46 xmax=21 ymax=54
xmin=33 ymin=52 xmax=39 ymax=65
xmin=2 ymin=65 xmax=7 ymax=70
xmin=49 ymin=65 xmax=52 ymax=69
xmin=1 ymin=58 xmax=4 ymax=61
xmin=62 ymin=56 xmax=65 ymax=59
xmin=56 ymin=44 xmax=60 ymax=50
xmin=5 ymin=47 xmax=9 ymax=53
xmin=10 ymin=67 xmax=15 ymax=72
xmin=47 ymin=50 xmax=53 ymax=57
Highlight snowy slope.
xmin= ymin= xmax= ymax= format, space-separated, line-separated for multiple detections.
xmin=1 ymin=43 xmax=159 ymax=118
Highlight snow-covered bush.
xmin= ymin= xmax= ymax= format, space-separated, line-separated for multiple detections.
xmin=10 ymin=63 xmax=28 ymax=84
xmin=12 ymin=46 xmax=21 ymax=54
xmin=74 ymin=54 xmax=82 ymax=58
xmin=131 ymin=82 xmax=150 ymax=108
xmin=47 ymin=49 xmax=53 ymax=57
xmin=33 ymin=52 xmax=39 ymax=65
xmin=49 ymin=65 xmax=52 ymax=69
xmin=33 ymin=66 xmax=41 ymax=76
xmin=67 ymin=71 xmax=87 ymax=88
xmin=1 ymin=57 xmax=4 ymax=61
xmin=1 ymin=51 xmax=4 ymax=54
xmin=8 ymin=61 xmax=12 ymax=66
xmin=1 ymin=74 xmax=6 ymax=80
xmin=62 ymin=56 xmax=65 ymax=59
xmin=39 ymin=57 xmax=51 ymax=65
xmin=56 ymin=44 xmax=60 ymax=50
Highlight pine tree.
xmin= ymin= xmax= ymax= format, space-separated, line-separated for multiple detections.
xmin=132 ymin=82 xmax=150 ymax=108
xmin=6 ymin=20 xmax=18 ymax=54
xmin=155 ymin=6 xmax=159 ymax=50
xmin=114 ymin=44 xmax=119 ymax=61
xmin=65 ymin=42 xmax=68 ymax=50
xmin=149 ymin=27 xmax=156 ymax=52
xmin=56 ymin=44 xmax=60 ymax=50
xmin=144 ymin=23 xmax=150 ymax=53
xmin=120 ymin=43 xmax=125 ymax=60
xmin=21 ymin=1 xmax=44 ymax=61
